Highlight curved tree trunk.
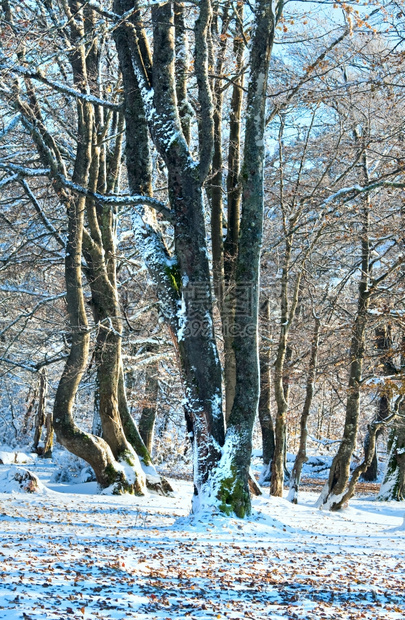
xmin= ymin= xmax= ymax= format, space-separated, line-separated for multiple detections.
xmin=53 ymin=2 xmax=145 ymax=495
xmin=54 ymin=182 xmax=142 ymax=492
xmin=331 ymin=403 xmax=402 ymax=510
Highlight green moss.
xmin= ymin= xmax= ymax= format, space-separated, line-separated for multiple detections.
xmin=217 ymin=464 xmax=251 ymax=519
xmin=105 ymin=463 xmax=119 ymax=485
xmin=103 ymin=463 xmax=129 ymax=493
xmin=120 ymin=449 xmax=136 ymax=467
xmin=165 ymin=264 xmax=181 ymax=294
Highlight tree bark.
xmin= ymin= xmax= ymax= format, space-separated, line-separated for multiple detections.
xmin=333 ymin=404 xmax=401 ymax=510
xmin=114 ymin=0 xmax=225 ymax=506
xmin=222 ymin=5 xmax=244 ymax=422
xmin=270 ymin=237 xmax=301 ymax=497
xmin=51 ymin=2 xmax=145 ymax=494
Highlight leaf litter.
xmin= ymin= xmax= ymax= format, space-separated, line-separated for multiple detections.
xmin=0 ymin=457 xmax=404 ymax=620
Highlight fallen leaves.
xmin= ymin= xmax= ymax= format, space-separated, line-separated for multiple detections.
xmin=0 ymin=489 xmax=404 ymax=620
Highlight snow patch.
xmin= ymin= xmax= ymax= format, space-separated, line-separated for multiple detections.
xmin=0 ymin=466 xmax=49 ymax=494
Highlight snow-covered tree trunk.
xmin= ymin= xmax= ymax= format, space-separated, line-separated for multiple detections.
xmin=378 ymin=414 xmax=405 ymax=501
xmin=206 ymin=0 xmax=281 ymax=517
xmin=114 ymin=0 xmax=224 ymax=506
xmin=114 ymin=0 xmax=282 ymax=516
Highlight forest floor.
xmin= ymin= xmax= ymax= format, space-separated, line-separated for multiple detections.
xmin=0 ymin=451 xmax=404 ymax=620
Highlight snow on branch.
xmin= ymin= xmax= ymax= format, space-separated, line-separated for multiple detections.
xmin=0 ymin=163 xmax=173 ymax=222
xmin=0 ymin=357 xmax=37 ymax=373
xmin=0 ymin=286 xmax=53 ymax=298
xmin=0 ymin=162 xmax=51 ymax=177
xmin=0 ymin=114 xmax=21 ymax=140
xmin=59 ymin=175 xmax=174 ymax=221
xmin=0 ymin=173 xmax=18 ymax=188
xmin=0 ymin=293 xmax=66 ymax=340
xmin=1 ymin=63 xmax=122 ymax=111
xmin=0 ymin=352 xmax=69 ymax=373
xmin=321 ymin=177 xmax=405 ymax=208
xmin=20 ymin=179 xmax=65 ymax=248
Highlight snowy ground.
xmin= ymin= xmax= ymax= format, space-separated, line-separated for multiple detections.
xmin=0 ymin=452 xmax=404 ymax=620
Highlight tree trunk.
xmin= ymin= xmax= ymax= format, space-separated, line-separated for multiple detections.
xmin=210 ymin=0 xmax=280 ymax=517
xmin=42 ymin=407 xmax=54 ymax=458
xmin=32 ymin=368 xmax=47 ymax=454
xmin=270 ymin=239 xmax=300 ymax=497
xmin=114 ymin=0 xmax=225 ymax=507
xmin=223 ymin=6 xmax=244 ymax=421
xmin=114 ymin=0 xmax=282 ymax=516
xmin=258 ymin=298 xmax=274 ymax=485
xmin=362 ymin=326 xmax=394 ymax=481
xmin=378 ymin=411 xmax=405 ymax=501
xmin=52 ymin=4 xmax=145 ymax=494
xmin=318 ymin=145 xmax=371 ymax=510
xmin=288 ymin=316 xmax=320 ymax=503
xmin=138 ymin=345 xmax=159 ymax=455
xmin=53 ymin=184 xmax=141 ymax=492
xmin=331 ymin=403 xmax=401 ymax=510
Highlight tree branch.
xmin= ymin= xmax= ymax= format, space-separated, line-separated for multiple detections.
xmin=1 ymin=63 xmax=122 ymax=111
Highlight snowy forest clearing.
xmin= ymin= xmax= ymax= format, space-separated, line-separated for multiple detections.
xmin=0 ymin=459 xmax=404 ymax=620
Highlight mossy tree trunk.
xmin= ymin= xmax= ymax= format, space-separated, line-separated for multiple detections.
xmin=114 ymin=0 xmax=283 ymax=516
xmin=114 ymin=0 xmax=225 ymax=507
xmin=215 ymin=0 xmax=282 ymax=518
